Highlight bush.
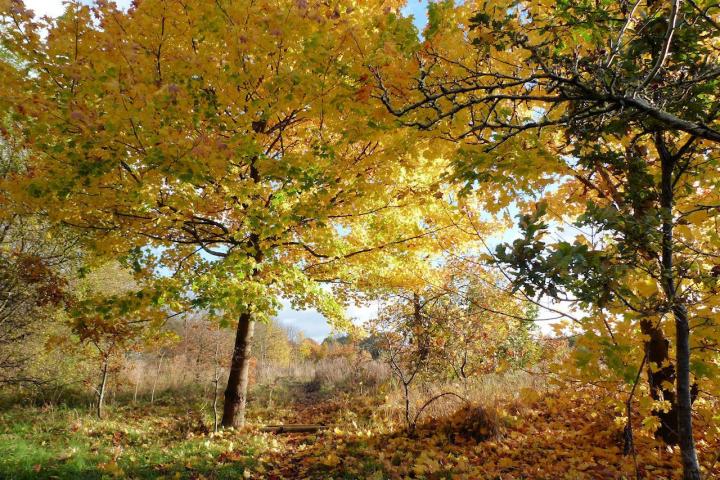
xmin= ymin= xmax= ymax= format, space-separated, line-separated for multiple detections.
xmin=305 ymin=355 xmax=391 ymax=394
xmin=433 ymin=404 xmax=502 ymax=443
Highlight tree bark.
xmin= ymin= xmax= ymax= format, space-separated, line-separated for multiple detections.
xmin=96 ymin=359 xmax=109 ymax=419
xmin=403 ymin=381 xmax=412 ymax=434
xmin=212 ymin=338 xmax=222 ymax=433
xmin=220 ymin=225 xmax=263 ymax=429
xmin=150 ymin=351 xmax=164 ymax=405
xmin=673 ymin=304 xmax=701 ymax=480
xmin=639 ymin=318 xmax=678 ymax=445
xmin=221 ymin=311 xmax=255 ymax=428
xmin=657 ymin=134 xmax=701 ymax=480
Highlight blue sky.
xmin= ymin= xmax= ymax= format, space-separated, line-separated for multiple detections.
xmin=403 ymin=0 xmax=430 ymax=32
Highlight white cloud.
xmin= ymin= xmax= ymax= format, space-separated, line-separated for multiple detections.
xmin=275 ymin=298 xmax=380 ymax=342
xmin=24 ymin=0 xmax=66 ymax=18
xmin=346 ymin=301 xmax=379 ymax=324
xmin=23 ymin=0 xmax=132 ymax=19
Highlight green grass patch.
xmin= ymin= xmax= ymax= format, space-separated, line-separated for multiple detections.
xmin=0 ymin=403 xmax=267 ymax=480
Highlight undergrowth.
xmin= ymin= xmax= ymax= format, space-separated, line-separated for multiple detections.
xmin=1 ymin=379 xmax=718 ymax=479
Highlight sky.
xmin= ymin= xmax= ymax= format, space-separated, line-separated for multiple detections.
xmin=403 ymin=0 xmax=430 ymax=31
xmin=23 ymin=0 xmax=68 ymax=17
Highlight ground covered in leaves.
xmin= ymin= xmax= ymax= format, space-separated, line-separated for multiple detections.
xmin=1 ymin=385 xmax=718 ymax=479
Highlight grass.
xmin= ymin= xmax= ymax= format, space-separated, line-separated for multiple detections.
xmin=3 ymin=376 xmax=716 ymax=479
xmin=0 ymin=376 xmax=542 ymax=480
xmin=0 ymin=380 xmax=365 ymax=480
xmin=0 ymin=401 xmax=265 ymax=480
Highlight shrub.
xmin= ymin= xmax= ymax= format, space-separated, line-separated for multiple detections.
xmin=435 ymin=404 xmax=502 ymax=443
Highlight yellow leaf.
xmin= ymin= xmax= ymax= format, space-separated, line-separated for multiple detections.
xmin=498 ymin=457 xmax=514 ymax=469
xmin=322 ymin=453 xmax=341 ymax=467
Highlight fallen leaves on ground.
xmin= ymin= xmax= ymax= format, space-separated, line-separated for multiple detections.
xmin=244 ymin=387 xmax=719 ymax=480
xmin=2 ymin=386 xmax=718 ymax=479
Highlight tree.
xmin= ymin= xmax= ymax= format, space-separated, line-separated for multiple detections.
xmin=375 ymin=0 xmax=720 ymax=146
xmin=0 ymin=109 xmax=81 ymax=388
xmin=252 ymin=319 xmax=292 ymax=384
xmin=71 ymin=261 xmax=173 ymax=417
xmin=0 ymin=0 xmax=465 ymax=427
xmin=370 ymin=267 xmax=538 ymax=433
xmin=375 ymin=293 xmax=435 ymax=434
xmin=494 ymin=131 xmax=720 ymax=444
xmin=373 ymin=2 xmax=720 ymax=478
xmin=431 ymin=266 xmax=542 ymax=382
xmin=0 ymin=251 xmax=69 ymax=386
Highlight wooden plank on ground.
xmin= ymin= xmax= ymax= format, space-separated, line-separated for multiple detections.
xmin=260 ymin=424 xmax=329 ymax=433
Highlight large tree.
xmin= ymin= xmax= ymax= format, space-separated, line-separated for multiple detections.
xmin=374 ymin=1 xmax=720 ymax=478
xmin=0 ymin=0 xmax=467 ymax=427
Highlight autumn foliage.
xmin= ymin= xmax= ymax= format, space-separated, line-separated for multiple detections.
xmin=0 ymin=0 xmax=720 ymax=479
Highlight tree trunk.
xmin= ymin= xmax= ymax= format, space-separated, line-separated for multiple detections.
xmin=212 ymin=339 xmax=222 ymax=433
xmin=221 ymin=312 xmax=255 ymax=428
xmin=180 ymin=318 xmax=189 ymax=387
xmin=96 ymin=359 xmax=109 ymax=419
xmin=673 ymin=304 xmax=701 ymax=480
xmin=403 ymin=381 xmax=413 ymax=434
xmin=657 ymin=134 xmax=701 ymax=480
xmin=151 ymin=352 xmax=164 ymax=405
xmin=212 ymin=374 xmax=221 ymax=433
xmin=639 ymin=318 xmax=678 ymax=444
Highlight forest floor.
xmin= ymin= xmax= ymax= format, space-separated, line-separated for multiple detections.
xmin=1 ymin=382 xmax=718 ymax=479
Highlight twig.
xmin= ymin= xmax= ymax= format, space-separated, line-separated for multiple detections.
xmin=413 ymin=391 xmax=468 ymax=427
